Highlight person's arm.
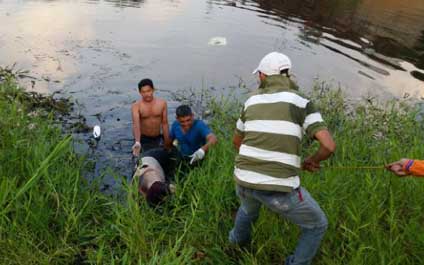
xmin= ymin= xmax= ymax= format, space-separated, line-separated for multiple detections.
xmin=131 ymin=103 xmax=142 ymax=156
xmin=201 ymin=133 xmax=217 ymax=152
xmin=188 ymin=122 xmax=217 ymax=164
xmin=233 ymin=133 xmax=243 ymax=152
xmin=386 ymin=159 xmax=424 ymax=177
xmin=233 ymin=111 xmax=245 ymax=152
xmin=161 ymin=101 xmax=171 ymax=149
xmin=303 ymin=129 xmax=336 ymax=172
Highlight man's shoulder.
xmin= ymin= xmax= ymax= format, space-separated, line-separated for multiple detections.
xmin=193 ymin=119 xmax=207 ymax=127
xmin=171 ymin=120 xmax=180 ymax=130
xmin=246 ymin=89 xmax=311 ymax=104
xmin=154 ymin=98 xmax=167 ymax=105
xmin=194 ymin=120 xmax=212 ymax=134
xmin=288 ymin=88 xmax=309 ymax=99
xmin=131 ymin=100 xmax=141 ymax=110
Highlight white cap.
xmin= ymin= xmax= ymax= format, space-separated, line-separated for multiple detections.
xmin=252 ymin=52 xmax=292 ymax=75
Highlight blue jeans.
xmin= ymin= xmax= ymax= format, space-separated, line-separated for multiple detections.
xmin=229 ymin=185 xmax=328 ymax=265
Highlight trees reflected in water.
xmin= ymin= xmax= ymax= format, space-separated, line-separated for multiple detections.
xmin=211 ymin=0 xmax=424 ymax=75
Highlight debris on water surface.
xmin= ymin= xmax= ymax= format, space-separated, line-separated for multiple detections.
xmin=93 ymin=125 xmax=101 ymax=139
xmin=208 ymin=37 xmax=227 ymax=46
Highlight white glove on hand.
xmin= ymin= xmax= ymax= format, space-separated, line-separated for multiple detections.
xmin=189 ymin=148 xmax=205 ymax=165
xmin=132 ymin=141 xmax=141 ymax=157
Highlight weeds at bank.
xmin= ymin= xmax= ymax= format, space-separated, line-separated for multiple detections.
xmin=1 ymin=74 xmax=424 ymax=264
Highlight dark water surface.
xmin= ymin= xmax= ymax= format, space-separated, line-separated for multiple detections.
xmin=1 ymin=0 xmax=424 ymax=188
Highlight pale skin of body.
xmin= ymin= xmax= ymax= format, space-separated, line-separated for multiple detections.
xmin=131 ymin=85 xmax=171 ymax=156
xmin=233 ymin=72 xmax=336 ymax=171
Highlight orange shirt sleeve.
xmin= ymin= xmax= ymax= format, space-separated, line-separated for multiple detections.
xmin=403 ymin=160 xmax=424 ymax=177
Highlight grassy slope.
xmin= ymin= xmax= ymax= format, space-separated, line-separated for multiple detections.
xmin=1 ymin=78 xmax=424 ymax=264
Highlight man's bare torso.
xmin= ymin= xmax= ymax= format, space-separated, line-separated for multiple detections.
xmin=133 ymin=98 xmax=165 ymax=137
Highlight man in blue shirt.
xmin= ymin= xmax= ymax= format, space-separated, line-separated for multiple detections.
xmin=169 ymin=105 xmax=217 ymax=165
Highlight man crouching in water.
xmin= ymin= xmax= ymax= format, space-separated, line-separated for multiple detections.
xmin=133 ymin=148 xmax=177 ymax=206
xmin=131 ymin=78 xmax=171 ymax=156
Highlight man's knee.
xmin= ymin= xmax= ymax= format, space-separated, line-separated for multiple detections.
xmin=239 ymin=204 xmax=260 ymax=220
xmin=317 ymin=214 xmax=328 ymax=232
xmin=311 ymin=211 xmax=328 ymax=235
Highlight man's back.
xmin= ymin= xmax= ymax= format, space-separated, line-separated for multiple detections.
xmin=235 ymin=75 xmax=326 ymax=192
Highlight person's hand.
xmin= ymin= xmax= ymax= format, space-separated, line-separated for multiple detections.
xmin=385 ymin=158 xmax=409 ymax=176
xmin=302 ymin=157 xmax=320 ymax=172
xmin=164 ymin=138 xmax=172 ymax=150
xmin=189 ymin=148 xmax=205 ymax=165
xmin=132 ymin=141 xmax=141 ymax=157
xmin=169 ymin=184 xmax=176 ymax=194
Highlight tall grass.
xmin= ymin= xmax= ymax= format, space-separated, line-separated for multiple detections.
xmin=1 ymin=76 xmax=424 ymax=264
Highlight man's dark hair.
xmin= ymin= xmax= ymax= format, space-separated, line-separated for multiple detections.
xmin=176 ymin=105 xmax=192 ymax=117
xmin=138 ymin=78 xmax=154 ymax=91
xmin=146 ymin=181 xmax=170 ymax=207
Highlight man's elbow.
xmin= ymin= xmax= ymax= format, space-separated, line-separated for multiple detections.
xmin=209 ymin=134 xmax=218 ymax=145
xmin=233 ymin=136 xmax=242 ymax=150
xmin=325 ymin=141 xmax=336 ymax=154
xmin=315 ymin=130 xmax=336 ymax=154
xmin=232 ymin=139 xmax=237 ymax=148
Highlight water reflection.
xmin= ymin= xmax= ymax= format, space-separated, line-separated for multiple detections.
xmin=212 ymin=0 xmax=424 ymax=78
xmin=87 ymin=0 xmax=146 ymax=8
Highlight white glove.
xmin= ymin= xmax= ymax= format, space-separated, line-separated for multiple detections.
xmin=132 ymin=141 xmax=141 ymax=156
xmin=168 ymin=183 xmax=176 ymax=194
xmin=189 ymin=148 xmax=205 ymax=165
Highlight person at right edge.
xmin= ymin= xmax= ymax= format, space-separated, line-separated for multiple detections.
xmin=229 ymin=51 xmax=336 ymax=265
xmin=386 ymin=158 xmax=424 ymax=176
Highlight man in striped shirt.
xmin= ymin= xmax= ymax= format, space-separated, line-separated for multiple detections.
xmin=229 ymin=52 xmax=336 ymax=265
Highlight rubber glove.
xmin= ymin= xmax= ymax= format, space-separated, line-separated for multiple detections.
xmin=169 ymin=184 xmax=176 ymax=194
xmin=132 ymin=141 xmax=141 ymax=157
xmin=189 ymin=148 xmax=205 ymax=165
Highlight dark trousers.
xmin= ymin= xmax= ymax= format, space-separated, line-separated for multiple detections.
xmin=140 ymin=135 xmax=163 ymax=152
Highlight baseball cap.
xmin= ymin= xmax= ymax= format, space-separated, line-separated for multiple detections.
xmin=252 ymin=52 xmax=292 ymax=75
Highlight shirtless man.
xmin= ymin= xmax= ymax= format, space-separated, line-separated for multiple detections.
xmin=131 ymin=78 xmax=170 ymax=156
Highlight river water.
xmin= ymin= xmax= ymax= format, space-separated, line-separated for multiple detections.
xmin=1 ymin=0 xmax=424 ymax=189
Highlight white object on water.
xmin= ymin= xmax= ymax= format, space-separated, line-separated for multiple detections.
xmin=93 ymin=125 xmax=101 ymax=139
xmin=208 ymin=36 xmax=227 ymax=46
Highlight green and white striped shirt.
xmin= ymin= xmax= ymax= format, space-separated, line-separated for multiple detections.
xmin=234 ymin=75 xmax=327 ymax=192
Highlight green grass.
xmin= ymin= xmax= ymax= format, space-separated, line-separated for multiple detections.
xmin=1 ymin=75 xmax=424 ymax=264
